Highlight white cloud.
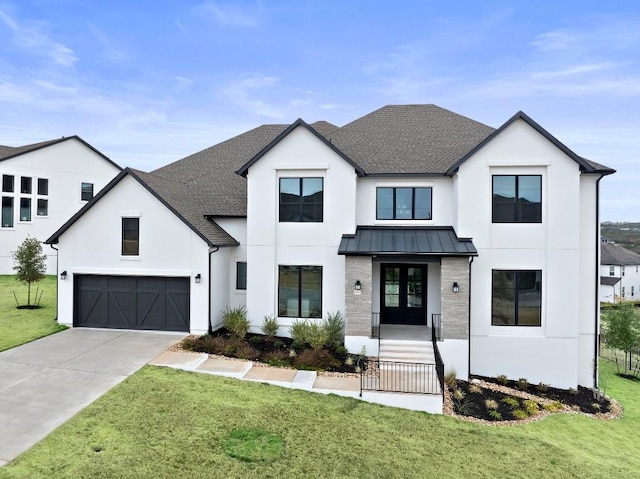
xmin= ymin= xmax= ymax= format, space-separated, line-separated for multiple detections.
xmin=199 ymin=1 xmax=262 ymax=27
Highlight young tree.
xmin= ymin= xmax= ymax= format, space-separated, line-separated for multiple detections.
xmin=602 ymin=302 xmax=640 ymax=371
xmin=11 ymin=235 xmax=47 ymax=306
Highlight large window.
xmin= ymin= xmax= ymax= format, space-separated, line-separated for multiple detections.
xmin=492 ymin=270 xmax=541 ymax=326
xmin=376 ymin=187 xmax=432 ymax=220
xmin=19 ymin=198 xmax=31 ymax=221
xmin=278 ymin=265 xmax=322 ymax=318
xmin=2 ymin=175 xmax=14 ymax=193
xmin=81 ymin=182 xmax=94 ymax=202
xmin=1 ymin=197 xmax=13 ymax=227
xmin=492 ymin=175 xmax=541 ymax=223
xmin=236 ymin=262 xmax=247 ymax=290
xmin=279 ymin=178 xmax=323 ymax=222
xmin=122 ymin=217 xmax=139 ymax=256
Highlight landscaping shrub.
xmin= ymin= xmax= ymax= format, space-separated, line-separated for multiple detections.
xmin=496 ymin=374 xmax=508 ymax=385
xmin=502 ymin=397 xmax=519 ymax=408
xmin=523 ymin=399 xmax=539 ymax=415
xmin=468 ymin=384 xmax=482 ymax=394
xmin=544 ymin=401 xmax=564 ymax=413
xmin=293 ymin=348 xmax=340 ymax=371
xmin=444 ymin=370 xmax=457 ymax=389
xmin=517 ymin=378 xmax=529 ymax=391
xmin=536 ymin=382 xmax=549 ymax=393
xmin=452 ymin=388 xmax=465 ymax=400
xmin=235 ymin=344 xmax=261 ymax=361
xmin=453 ymin=397 xmax=477 ymax=415
xmin=484 ymin=399 xmax=499 ymax=410
xmin=263 ymin=350 xmax=290 ymax=367
xmin=487 ymin=410 xmax=503 ymax=421
xmin=222 ymin=306 xmax=250 ymax=338
xmin=511 ymin=409 xmax=529 ymax=420
xmin=262 ymin=315 xmax=279 ymax=338
xmin=322 ymin=311 xmax=345 ymax=348
xmin=290 ymin=320 xmax=312 ymax=348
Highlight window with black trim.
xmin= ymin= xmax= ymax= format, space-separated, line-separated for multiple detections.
xmin=37 ymin=178 xmax=48 ymax=196
xmin=278 ymin=265 xmax=322 ymax=318
xmin=492 ymin=270 xmax=541 ymax=326
xmin=20 ymin=176 xmax=32 ymax=194
xmin=2 ymin=175 xmax=14 ymax=193
xmin=122 ymin=217 xmax=139 ymax=256
xmin=81 ymin=182 xmax=94 ymax=201
xmin=609 ymin=266 xmax=615 ymax=276
xmin=19 ymin=198 xmax=31 ymax=221
xmin=37 ymin=199 xmax=48 ymax=216
xmin=236 ymin=262 xmax=247 ymax=290
xmin=376 ymin=187 xmax=432 ymax=220
xmin=279 ymin=178 xmax=323 ymax=222
xmin=1 ymin=197 xmax=13 ymax=227
xmin=492 ymin=175 xmax=541 ymax=223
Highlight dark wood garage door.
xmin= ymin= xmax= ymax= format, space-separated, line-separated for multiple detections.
xmin=74 ymin=275 xmax=190 ymax=332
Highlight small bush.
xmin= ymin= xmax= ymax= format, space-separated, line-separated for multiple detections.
xmin=444 ymin=370 xmax=457 ymax=389
xmin=485 ymin=399 xmax=499 ymax=410
xmin=263 ymin=350 xmax=290 ymax=367
xmin=290 ymin=320 xmax=312 ymax=348
xmin=523 ymin=399 xmax=539 ymax=415
xmin=511 ymin=409 xmax=529 ymax=420
xmin=536 ymin=382 xmax=549 ymax=393
xmin=294 ymin=349 xmax=340 ymax=371
xmin=222 ymin=306 xmax=250 ymax=338
xmin=273 ymin=338 xmax=285 ymax=350
xmin=468 ymin=384 xmax=482 ymax=394
xmin=180 ymin=335 xmax=202 ymax=351
xmin=496 ymin=374 xmax=508 ymax=385
xmin=322 ymin=311 xmax=345 ymax=348
xmin=487 ymin=410 xmax=503 ymax=421
xmin=235 ymin=344 xmax=261 ymax=361
xmin=591 ymin=403 xmax=602 ymax=413
xmin=544 ymin=401 xmax=564 ymax=412
xmin=344 ymin=356 xmax=354 ymax=366
xmin=306 ymin=321 xmax=329 ymax=350
xmin=502 ymin=397 xmax=519 ymax=408
xmin=452 ymin=388 xmax=466 ymax=401
xmin=453 ymin=397 xmax=477 ymax=416
xmin=188 ymin=335 xmax=228 ymax=355
xmin=517 ymin=378 xmax=529 ymax=391
xmin=262 ymin=315 xmax=279 ymax=338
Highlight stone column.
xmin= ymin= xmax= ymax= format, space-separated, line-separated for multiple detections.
xmin=440 ymin=257 xmax=470 ymax=340
xmin=344 ymin=256 xmax=373 ymax=337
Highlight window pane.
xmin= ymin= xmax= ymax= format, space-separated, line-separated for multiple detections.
xmin=21 ymin=177 xmax=32 ymax=194
xmin=517 ymin=271 xmax=541 ymax=326
xmin=236 ymin=262 xmax=247 ymax=290
xmin=20 ymin=198 xmax=31 ymax=221
xmin=301 ymin=266 xmax=322 ymax=318
xmin=517 ymin=176 xmax=541 ymax=222
xmin=122 ymin=217 xmax=139 ymax=255
xmin=81 ymin=182 xmax=94 ymax=201
xmin=395 ymin=188 xmax=413 ymax=219
xmin=407 ymin=267 xmax=423 ymax=308
xmin=492 ymin=270 xmax=515 ymax=325
xmin=278 ymin=266 xmax=300 ymax=317
xmin=279 ymin=178 xmax=300 ymax=222
xmin=376 ymin=188 xmax=394 ymax=219
xmin=1 ymin=197 xmax=13 ymax=227
xmin=384 ymin=267 xmax=400 ymax=307
xmin=2 ymin=175 xmax=14 ymax=193
xmin=37 ymin=199 xmax=48 ymax=216
xmin=414 ymin=188 xmax=432 ymax=220
xmin=492 ymin=176 xmax=516 ymax=222
xmin=301 ymin=178 xmax=323 ymax=222
xmin=37 ymin=178 xmax=48 ymax=196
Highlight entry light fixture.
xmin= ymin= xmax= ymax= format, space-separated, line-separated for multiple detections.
xmin=60 ymin=271 xmax=67 ymax=280
xmin=354 ymin=280 xmax=362 ymax=291
xmin=195 ymin=274 xmax=201 ymax=284
xmin=452 ymin=282 xmax=460 ymax=293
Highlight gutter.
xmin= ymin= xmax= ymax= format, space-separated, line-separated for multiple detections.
xmin=50 ymin=244 xmax=59 ymax=322
xmin=468 ymin=256 xmax=474 ymax=380
xmin=207 ymin=245 xmax=220 ymax=335
xmin=594 ymin=175 xmax=603 ymax=390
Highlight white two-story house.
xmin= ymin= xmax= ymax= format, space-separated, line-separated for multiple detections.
xmin=46 ymin=105 xmax=614 ymax=391
xmin=1 ymin=136 xmax=121 ymax=273
xmin=600 ymin=241 xmax=640 ymax=303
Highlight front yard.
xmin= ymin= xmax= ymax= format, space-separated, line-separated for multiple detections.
xmin=0 ymin=360 xmax=638 ymax=478
xmin=0 ymin=276 xmax=65 ymax=352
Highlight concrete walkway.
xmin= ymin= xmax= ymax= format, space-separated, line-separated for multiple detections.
xmin=0 ymin=328 xmax=185 ymax=466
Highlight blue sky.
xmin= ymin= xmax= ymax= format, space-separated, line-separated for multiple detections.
xmin=0 ymin=1 xmax=638 ymax=221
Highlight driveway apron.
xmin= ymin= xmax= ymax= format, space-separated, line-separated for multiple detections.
xmin=0 ymin=328 xmax=184 ymax=466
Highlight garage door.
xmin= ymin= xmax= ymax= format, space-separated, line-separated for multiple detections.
xmin=74 ymin=275 xmax=190 ymax=332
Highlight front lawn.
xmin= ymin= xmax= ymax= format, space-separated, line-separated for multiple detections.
xmin=0 ymin=275 xmax=66 ymax=352
xmin=1 ymin=360 xmax=638 ymax=478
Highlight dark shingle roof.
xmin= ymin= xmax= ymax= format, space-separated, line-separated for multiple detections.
xmin=601 ymin=242 xmax=640 ymax=266
xmin=326 ymin=105 xmax=495 ymax=175
xmin=338 ymin=226 xmax=477 ymax=256
xmin=600 ymin=276 xmax=621 ymax=286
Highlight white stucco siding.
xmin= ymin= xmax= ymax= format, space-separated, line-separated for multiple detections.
xmin=458 ymin=118 xmax=595 ymax=388
xmin=215 ymin=218 xmax=247 ymax=310
xmin=55 ymin=175 xmax=210 ymax=333
xmin=0 ymin=139 xmax=120 ymax=273
xmin=245 ymin=126 xmax=357 ymax=333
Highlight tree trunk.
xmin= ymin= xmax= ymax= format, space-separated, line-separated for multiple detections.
xmin=27 ymin=281 xmax=31 ymax=306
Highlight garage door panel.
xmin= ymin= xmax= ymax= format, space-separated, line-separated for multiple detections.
xmin=75 ymin=276 xmax=109 ymax=328
xmin=166 ymin=288 xmax=190 ymax=331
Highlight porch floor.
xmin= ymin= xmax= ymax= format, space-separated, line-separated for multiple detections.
xmin=380 ymin=324 xmax=431 ymax=341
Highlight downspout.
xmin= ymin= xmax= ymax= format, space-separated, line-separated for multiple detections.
xmin=594 ymin=175 xmax=604 ymax=390
xmin=50 ymin=244 xmax=59 ymax=322
xmin=467 ymin=256 xmax=474 ymax=380
xmin=207 ymin=245 xmax=220 ymax=335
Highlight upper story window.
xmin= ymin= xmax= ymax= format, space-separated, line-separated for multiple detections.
xmin=492 ymin=175 xmax=541 ymax=223
xmin=1 ymin=197 xmax=13 ymax=228
xmin=376 ymin=187 xmax=432 ymax=220
xmin=622 ymin=266 xmax=625 ymax=276
xmin=492 ymin=270 xmax=541 ymax=326
xmin=279 ymin=177 xmax=323 ymax=222
xmin=81 ymin=182 xmax=94 ymax=202
xmin=2 ymin=175 xmax=14 ymax=193
xmin=19 ymin=198 xmax=31 ymax=221
xmin=609 ymin=266 xmax=615 ymax=276
xmin=20 ymin=176 xmax=32 ymax=194
xmin=37 ymin=178 xmax=48 ymax=196
xmin=122 ymin=217 xmax=139 ymax=256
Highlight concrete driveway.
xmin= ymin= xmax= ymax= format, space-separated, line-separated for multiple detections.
xmin=0 ymin=328 xmax=184 ymax=466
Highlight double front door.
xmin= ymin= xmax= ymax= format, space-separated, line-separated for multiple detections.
xmin=381 ymin=264 xmax=426 ymax=325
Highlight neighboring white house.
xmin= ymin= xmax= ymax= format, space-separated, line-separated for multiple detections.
xmin=46 ymin=105 xmax=614 ymax=391
xmin=600 ymin=241 xmax=640 ymax=303
xmin=1 ymin=136 xmax=121 ymax=273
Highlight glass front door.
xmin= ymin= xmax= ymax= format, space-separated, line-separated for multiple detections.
xmin=381 ymin=264 xmax=426 ymax=325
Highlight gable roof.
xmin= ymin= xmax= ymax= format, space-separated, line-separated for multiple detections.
xmin=600 ymin=276 xmax=621 ymax=286
xmin=446 ymin=111 xmax=616 ymax=176
xmin=46 ymin=167 xmax=238 ymax=247
xmin=0 ymin=135 xmax=121 ymax=170
xmin=601 ymin=242 xmax=640 ymax=266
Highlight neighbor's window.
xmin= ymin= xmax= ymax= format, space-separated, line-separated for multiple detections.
xmin=20 ymin=176 xmax=32 ymax=194
xmin=81 ymin=182 xmax=94 ymax=201
xmin=492 ymin=270 xmax=541 ymax=326
xmin=609 ymin=266 xmax=615 ymax=276
xmin=376 ymin=187 xmax=432 ymax=220
xmin=19 ymin=197 xmax=31 ymax=221
xmin=492 ymin=175 xmax=541 ymax=223
xmin=37 ymin=178 xmax=48 ymax=196
xmin=122 ymin=217 xmax=139 ymax=256
xmin=1 ymin=197 xmax=13 ymax=227
xmin=2 ymin=175 xmax=14 ymax=193
xmin=279 ymin=177 xmax=323 ymax=222
xmin=622 ymin=286 xmax=626 ymax=298
xmin=236 ymin=262 xmax=247 ymax=290
xmin=278 ymin=265 xmax=322 ymax=318
xmin=622 ymin=266 xmax=625 ymax=277
xmin=37 ymin=199 xmax=48 ymax=216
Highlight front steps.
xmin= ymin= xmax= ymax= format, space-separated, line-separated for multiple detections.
xmin=379 ymin=339 xmax=436 ymax=364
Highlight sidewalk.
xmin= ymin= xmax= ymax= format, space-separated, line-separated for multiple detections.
xmin=149 ymin=350 xmax=443 ymax=413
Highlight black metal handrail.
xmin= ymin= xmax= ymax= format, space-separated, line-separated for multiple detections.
xmin=431 ymin=322 xmax=445 ymax=395
xmin=371 ymin=312 xmax=380 ymax=338
xmin=360 ymin=360 xmax=441 ymax=395
xmin=431 ymin=313 xmax=442 ymax=341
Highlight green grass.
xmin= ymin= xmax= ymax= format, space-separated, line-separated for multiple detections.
xmin=0 ymin=275 xmax=66 ymax=352
xmin=1 ymin=360 xmax=638 ymax=478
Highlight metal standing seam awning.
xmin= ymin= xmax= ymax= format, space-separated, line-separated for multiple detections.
xmin=337 ymin=226 xmax=478 ymax=256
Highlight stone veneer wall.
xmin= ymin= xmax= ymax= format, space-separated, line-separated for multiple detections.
xmin=345 ymin=256 xmax=373 ymax=337
xmin=440 ymin=257 xmax=470 ymax=340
